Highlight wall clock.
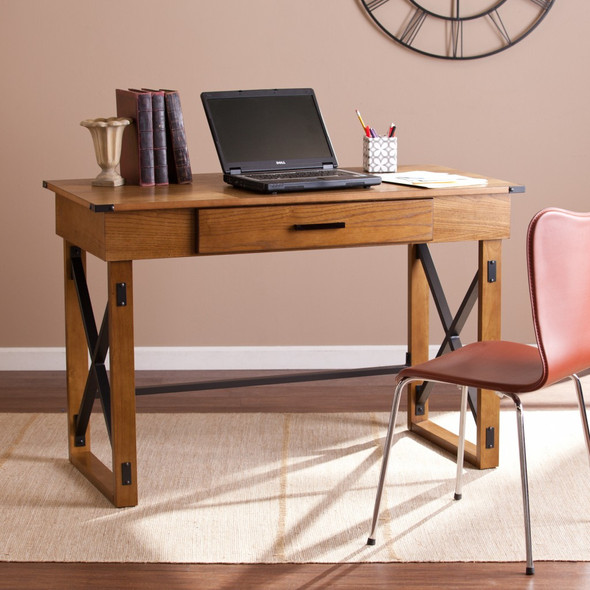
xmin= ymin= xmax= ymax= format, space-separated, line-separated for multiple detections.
xmin=359 ymin=1 xmax=555 ymax=60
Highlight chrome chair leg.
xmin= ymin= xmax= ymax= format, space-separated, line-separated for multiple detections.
xmin=572 ymin=374 xmax=590 ymax=466
xmin=454 ymin=385 xmax=469 ymax=500
xmin=513 ymin=398 xmax=534 ymax=575
xmin=367 ymin=378 xmax=406 ymax=545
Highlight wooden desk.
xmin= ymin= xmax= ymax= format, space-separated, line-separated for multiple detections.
xmin=45 ymin=165 xmax=523 ymax=507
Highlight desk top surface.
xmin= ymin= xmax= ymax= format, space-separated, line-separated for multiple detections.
xmin=44 ymin=165 xmax=524 ymax=213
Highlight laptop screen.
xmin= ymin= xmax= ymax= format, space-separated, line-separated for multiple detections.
xmin=201 ymin=89 xmax=337 ymax=173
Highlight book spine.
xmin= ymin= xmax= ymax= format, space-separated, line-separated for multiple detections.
xmin=151 ymin=91 xmax=168 ymax=186
xmin=116 ymin=89 xmax=139 ymax=185
xmin=164 ymin=91 xmax=192 ymax=184
xmin=116 ymin=89 xmax=155 ymax=186
xmin=135 ymin=92 xmax=155 ymax=186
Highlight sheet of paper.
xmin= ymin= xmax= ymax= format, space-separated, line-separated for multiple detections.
xmin=380 ymin=170 xmax=488 ymax=188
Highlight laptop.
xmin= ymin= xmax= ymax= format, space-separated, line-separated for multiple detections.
xmin=200 ymin=88 xmax=382 ymax=193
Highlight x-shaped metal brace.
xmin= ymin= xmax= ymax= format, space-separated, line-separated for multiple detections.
xmin=413 ymin=244 xmax=479 ymax=419
xmin=69 ymin=247 xmax=112 ymax=445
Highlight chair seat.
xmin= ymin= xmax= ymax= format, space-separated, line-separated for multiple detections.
xmin=400 ymin=341 xmax=545 ymax=394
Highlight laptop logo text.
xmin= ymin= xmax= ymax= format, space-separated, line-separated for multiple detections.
xmin=276 ymin=161 xmax=286 ymax=165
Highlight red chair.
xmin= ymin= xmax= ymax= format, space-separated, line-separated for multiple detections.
xmin=367 ymin=208 xmax=590 ymax=575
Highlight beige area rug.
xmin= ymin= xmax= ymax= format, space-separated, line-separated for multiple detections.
xmin=1 ymin=407 xmax=589 ymax=563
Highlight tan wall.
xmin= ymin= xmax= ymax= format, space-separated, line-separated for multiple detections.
xmin=0 ymin=1 xmax=586 ymax=349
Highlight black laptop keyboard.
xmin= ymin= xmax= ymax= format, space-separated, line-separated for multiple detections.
xmin=248 ymin=169 xmax=352 ymax=180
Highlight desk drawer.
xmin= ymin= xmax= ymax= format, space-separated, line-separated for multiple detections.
xmin=197 ymin=200 xmax=433 ymax=254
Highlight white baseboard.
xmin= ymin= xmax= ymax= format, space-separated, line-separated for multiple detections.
xmin=0 ymin=345 xmax=440 ymax=371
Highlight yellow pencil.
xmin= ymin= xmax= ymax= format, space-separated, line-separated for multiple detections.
xmin=355 ymin=109 xmax=367 ymax=131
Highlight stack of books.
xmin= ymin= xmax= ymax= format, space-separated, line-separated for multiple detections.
xmin=116 ymin=88 xmax=192 ymax=186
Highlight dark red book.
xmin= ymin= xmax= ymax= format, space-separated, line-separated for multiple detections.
xmin=161 ymin=89 xmax=192 ymax=184
xmin=115 ymin=89 xmax=155 ymax=186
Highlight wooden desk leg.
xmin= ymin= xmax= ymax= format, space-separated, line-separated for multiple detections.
xmin=407 ymin=244 xmax=430 ymax=427
xmin=64 ymin=242 xmax=91 ymax=463
xmin=107 ymin=260 xmax=138 ymax=507
xmin=64 ymin=245 xmax=138 ymax=507
xmin=476 ymin=240 xmax=501 ymax=469
xmin=406 ymin=241 xmax=501 ymax=470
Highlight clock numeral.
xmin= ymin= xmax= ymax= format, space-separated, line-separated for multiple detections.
xmin=529 ymin=0 xmax=551 ymax=9
xmin=450 ymin=0 xmax=462 ymax=57
xmin=451 ymin=19 xmax=463 ymax=59
xmin=365 ymin=0 xmax=390 ymax=11
xmin=400 ymin=9 xmax=428 ymax=46
xmin=488 ymin=10 xmax=511 ymax=45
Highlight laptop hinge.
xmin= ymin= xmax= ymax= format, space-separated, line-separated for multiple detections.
xmin=322 ymin=163 xmax=336 ymax=170
xmin=229 ymin=167 xmax=242 ymax=175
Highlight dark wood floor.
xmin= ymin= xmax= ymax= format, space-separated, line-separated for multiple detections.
xmin=0 ymin=370 xmax=587 ymax=589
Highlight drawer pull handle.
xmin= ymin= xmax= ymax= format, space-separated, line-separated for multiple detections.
xmin=293 ymin=222 xmax=346 ymax=231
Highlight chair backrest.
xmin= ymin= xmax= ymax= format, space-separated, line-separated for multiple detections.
xmin=527 ymin=208 xmax=590 ymax=387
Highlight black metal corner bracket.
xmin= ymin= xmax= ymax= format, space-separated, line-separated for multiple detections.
xmin=90 ymin=203 xmax=116 ymax=213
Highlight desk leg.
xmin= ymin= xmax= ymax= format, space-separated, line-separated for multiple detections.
xmin=407 ymin=241 xmax=501 ymax=470
xmin=476 ymin=239 xmax=501 ymax=469
xmin=64 ymin=244 xmax=138 ymax=507
xmin=407 ymin=244 xmax=430 ymax=427
xmin=107 ymin=260 xmax=138 ymax=506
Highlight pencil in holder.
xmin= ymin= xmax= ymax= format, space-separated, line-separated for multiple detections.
xmin=363 ymin=136 xmax=397 ymax=173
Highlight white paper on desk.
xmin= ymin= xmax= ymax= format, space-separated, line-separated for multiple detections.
xmin=380 ymin=170 xmax=488 ymax=188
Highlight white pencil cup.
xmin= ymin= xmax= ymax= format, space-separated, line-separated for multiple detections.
xmin=363 ymin=136 xmax=397 ymax=173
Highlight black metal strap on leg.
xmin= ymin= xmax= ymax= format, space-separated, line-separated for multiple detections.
xmin=414 ymin=244 xmax=479 ymax=418
xmin=70 ymin=247 xmax=112 ymax=445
